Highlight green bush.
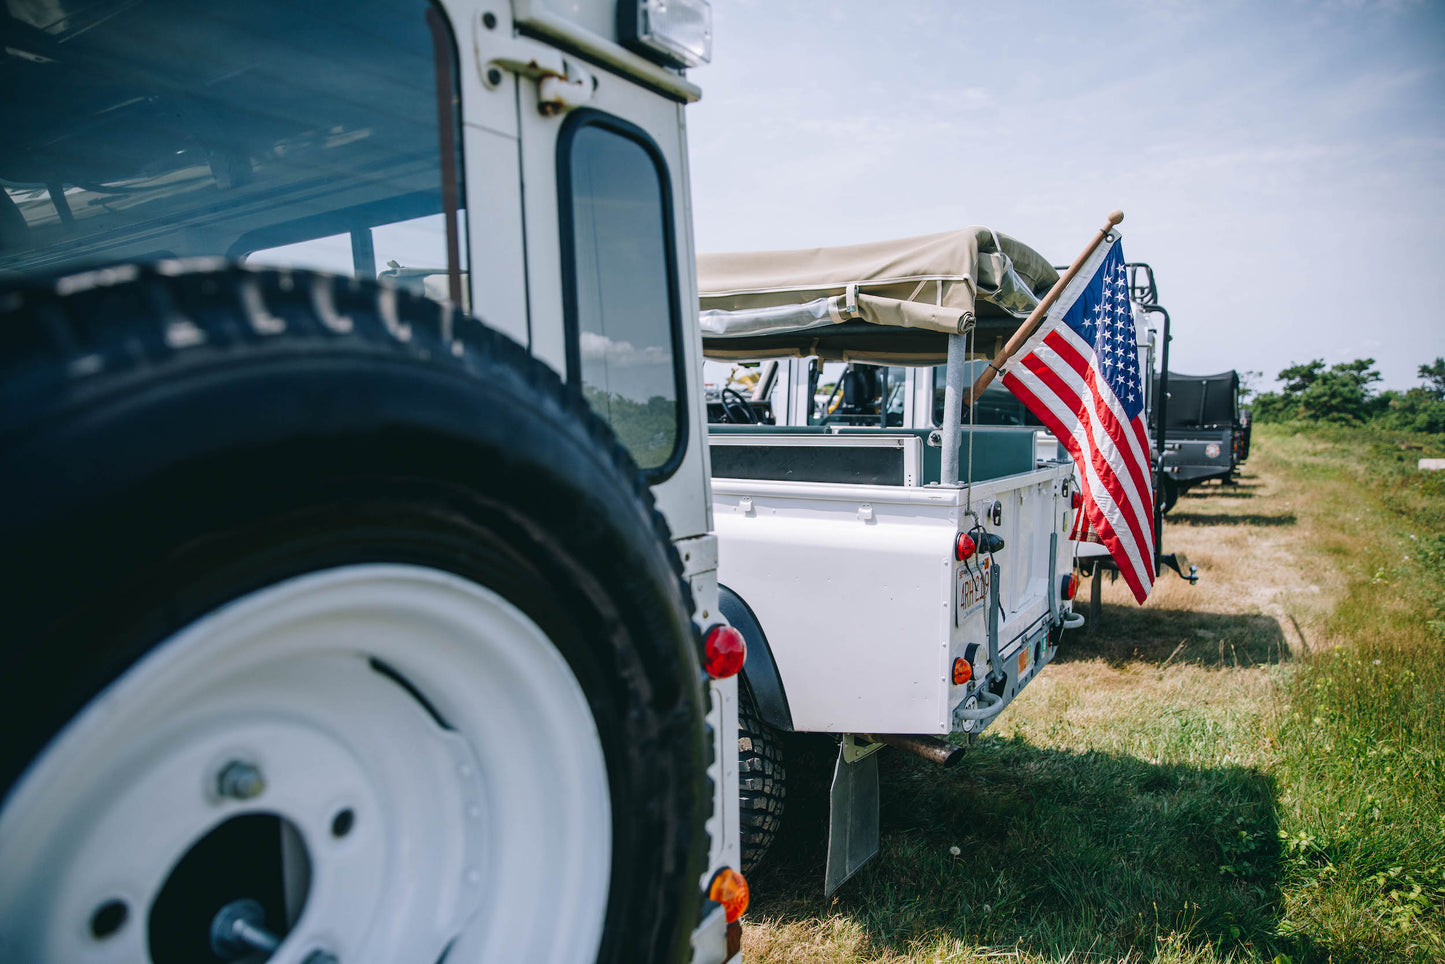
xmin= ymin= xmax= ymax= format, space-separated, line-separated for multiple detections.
xmin=1252 ymin=357 xmax=1445 ymax=436
xmin=1375 ymin=390 xmax=1445 ymax=434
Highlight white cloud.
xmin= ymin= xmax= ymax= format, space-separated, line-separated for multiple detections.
xmin=579 ymin=331 xmax=670 ymax=367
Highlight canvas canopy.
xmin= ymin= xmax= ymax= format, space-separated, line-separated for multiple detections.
xmin=697 ymin=227 xmax=1059 ymax=365
xmin=1154 ymin=371 xmax=1239 ymax=429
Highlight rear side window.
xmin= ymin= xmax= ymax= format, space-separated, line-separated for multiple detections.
xmin=0 ymin=0 xmax=466 ymax=300
xmin=560 ymin=114 xmax=685 ymax=476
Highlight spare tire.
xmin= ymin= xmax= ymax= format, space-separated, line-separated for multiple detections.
xmin=0 ymin=265 xmax=709 ymax=964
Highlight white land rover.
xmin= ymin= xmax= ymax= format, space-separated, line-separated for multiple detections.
xmin=0 ymin=1 xmax=744 ymax=962
xmin=697 ymin=228 xmax=1087 ymax=893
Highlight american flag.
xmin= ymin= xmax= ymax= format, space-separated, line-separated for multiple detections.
xmin=1000 ymin=239 xmax=1156 ymax=603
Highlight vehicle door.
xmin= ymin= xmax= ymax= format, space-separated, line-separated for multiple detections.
xmin=463 ymin=3 xmax=708 ymax=540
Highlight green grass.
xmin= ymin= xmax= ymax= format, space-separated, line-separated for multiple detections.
xmin=742 ymin=424 xmax=1445 ymax=963
xmin=1266 ymin=426 xmax=1445 ymax=963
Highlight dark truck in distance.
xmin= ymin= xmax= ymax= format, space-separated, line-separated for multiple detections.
xmin=1153 ymin=370 xmax=1250 ymax=511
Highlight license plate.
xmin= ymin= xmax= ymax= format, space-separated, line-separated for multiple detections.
xmin=957 ymin=557 xmax=991 ymax=622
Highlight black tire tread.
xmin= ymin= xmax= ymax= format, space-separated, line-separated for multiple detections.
xmin=738 ymin=682 xmax=785 ymax=875
xmin=0 ymin=263 xmax=693 ymax=613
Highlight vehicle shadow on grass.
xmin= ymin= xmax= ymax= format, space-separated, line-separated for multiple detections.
xmin=1179 ymin=478 xmax=1263 ymax=500
xmin=1054 ymin=605 xmax=1291 ymax=668
xmin=1169 ymin=510 xmax=1297 ymax=528
xmin=750 ymin=737 xmax=1304 ymax=962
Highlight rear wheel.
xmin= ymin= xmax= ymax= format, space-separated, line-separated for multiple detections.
xmin=737 ymin=683 xmax=786 ymax=874
xmin=0 ymin=265 xmax=708 ymax=963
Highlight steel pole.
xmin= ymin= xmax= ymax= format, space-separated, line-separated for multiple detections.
xmin=1141 ymin=304 xmax=1171 ymax=576
xmin=940 ymin=331 xmax=968 ymax=486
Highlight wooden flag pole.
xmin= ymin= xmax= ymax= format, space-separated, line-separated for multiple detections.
xmin=966 ymin=209 xmax=1124 ymax=405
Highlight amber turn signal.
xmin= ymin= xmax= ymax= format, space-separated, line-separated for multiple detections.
xmin=708 ymin=866 xmax=750 ymax=922
xmin=952 ymin=657 xmax=972 ymax=685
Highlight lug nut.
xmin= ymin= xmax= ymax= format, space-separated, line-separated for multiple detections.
xmin=216 ymin=760 xmax=266 ymax=800
xmin=210 ymin=899 xmax=279 ymax=958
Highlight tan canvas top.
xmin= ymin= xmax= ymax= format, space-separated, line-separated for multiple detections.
xmin=696 ymin=227 xmax=1058 ymax=363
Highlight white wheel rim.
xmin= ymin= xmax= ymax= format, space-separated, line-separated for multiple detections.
xmin=0 ymin=564 xmax=613 ymax=963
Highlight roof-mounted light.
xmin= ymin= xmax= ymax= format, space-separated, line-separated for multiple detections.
xmin=620 ymin=0 xmax=712 ymax=69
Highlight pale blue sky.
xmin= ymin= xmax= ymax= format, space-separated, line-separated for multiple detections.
xmin=687 ymin=0 xmax=1445 ymax=391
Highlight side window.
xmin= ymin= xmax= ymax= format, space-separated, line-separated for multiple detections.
xmin=0 ymin=0 xmax=467 ymax=303
xmin=248 ymin=213 xmax=469 ymax=310
xmin=560 ymin=116 xmax=684 ymax=476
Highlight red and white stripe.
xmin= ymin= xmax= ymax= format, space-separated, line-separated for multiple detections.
xmin=1003 ymin=326 xmax=1155 ymax=603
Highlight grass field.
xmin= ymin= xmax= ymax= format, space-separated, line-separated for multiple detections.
xmin=742 ymin=424 xmax=1445 ymax=964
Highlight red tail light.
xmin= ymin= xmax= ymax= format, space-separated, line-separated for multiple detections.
xmin=1070 ymin=491 xmax=1083 ymax=510
xmin=703 ymin=625 xmax=746 ymax=679
xmin=708 ymin=867 xmax=750 ymax=922
xmin=1061 ymin=573 xmax=1079 ymax=600
xmin=952 ymin=657 xmax=972 ymax=685
xmin=955 ymin=533 xmax=977 ymax=562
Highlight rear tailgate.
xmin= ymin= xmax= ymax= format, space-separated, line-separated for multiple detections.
xmin=712 ymin=461 xmax=1074 ymax=736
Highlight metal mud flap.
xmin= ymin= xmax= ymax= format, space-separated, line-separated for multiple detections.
xmin=825 ymin=736 xmax=881 ymax=896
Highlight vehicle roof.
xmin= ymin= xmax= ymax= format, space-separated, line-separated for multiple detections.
xmin=697 ymin=227 xmax=1058 ymax=364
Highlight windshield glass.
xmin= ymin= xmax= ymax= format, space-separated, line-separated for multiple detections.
xmin=0 ymin=0 xmax=465 ymax=294
xmin=932 ymin=361 xmax=1045 ymax=427
xmin=807 ymin=362 xmax=905 ymax=427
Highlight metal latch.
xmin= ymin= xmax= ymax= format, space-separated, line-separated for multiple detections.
xmin=484 ymin=48 xmax=594 ymax=115
xmin=537 ymin=59 xmax=594 ymax=115
xmin=973 ymin=499 xmax=1002 ymax=526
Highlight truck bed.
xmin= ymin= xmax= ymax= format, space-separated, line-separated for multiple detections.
xmin=711 ymin=433 xmax=1075 ymax=735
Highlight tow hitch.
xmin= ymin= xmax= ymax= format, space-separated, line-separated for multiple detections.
xmin=1160 ymin=552 xmax=1199 ymax=584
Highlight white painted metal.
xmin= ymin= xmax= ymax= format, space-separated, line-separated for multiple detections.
xmin=677 ymin=531 xmax=741 ymax=962
xmin=453 ymin=1 xmax=530 ymax=347
xmin=461 ymin=6 xmax=736 ymax=960
xmin=713 ymin=464 xmax=1072 ymax=735
xmin=509 ymin=0 xmax=703 ymax=102
xmin=0 ymin=564 xmax=612 ymax=963
xmin=492 ymin=16 xmax=710 ymax=543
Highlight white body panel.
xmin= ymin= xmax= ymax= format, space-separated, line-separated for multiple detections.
xmin=461 ymin=3 xmax=734 ymax=957
xmin=714 ymin=463 xmax=1074 ymax=735
xmin=476 ymin=11 xmax=711 ymax=541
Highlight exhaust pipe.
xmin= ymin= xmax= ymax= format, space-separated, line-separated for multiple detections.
xmin=863 ymin=733 xmax=966 ymax=768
